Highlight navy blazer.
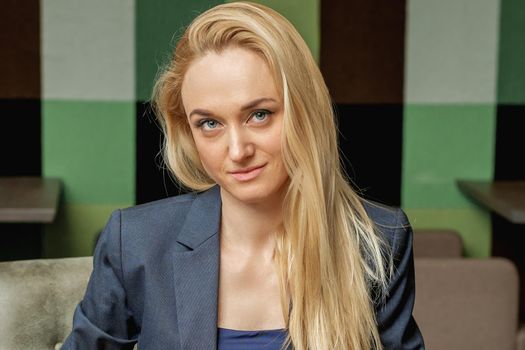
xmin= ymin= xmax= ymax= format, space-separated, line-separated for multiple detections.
xmin=62 ymin=186 xmax=424 ymax=349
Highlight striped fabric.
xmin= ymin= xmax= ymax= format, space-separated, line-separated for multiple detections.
xmin=1 ymin=0 xmax=523 ymax=258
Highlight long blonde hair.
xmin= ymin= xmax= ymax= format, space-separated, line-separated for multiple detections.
xmin=152 ymin=2 xmax=392 ymax=349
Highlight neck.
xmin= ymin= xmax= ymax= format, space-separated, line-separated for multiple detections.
xmin=219 ymin=187 xmax=284 ymax=254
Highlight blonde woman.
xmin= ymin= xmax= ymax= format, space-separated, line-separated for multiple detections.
xmin=63 ymin=2 xmax=424 ymax=349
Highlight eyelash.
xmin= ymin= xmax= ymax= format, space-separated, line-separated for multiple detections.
xmin=196 ymin=119 xmax=219 ymax=130
xmin=250 ymin=110 xmax=272 ymax=122
xmin=195 ymin=109 xmax=273 ymax=131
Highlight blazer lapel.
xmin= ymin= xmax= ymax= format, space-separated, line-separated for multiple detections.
xmin=172 ymin=186 xmax=221 ymax=349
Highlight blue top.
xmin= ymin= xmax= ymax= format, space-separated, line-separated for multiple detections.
xmin=217 ymin=327 xmax=289 ymax=350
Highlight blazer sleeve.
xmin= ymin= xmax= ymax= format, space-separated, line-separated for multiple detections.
xmin=376 ymin=208 xmax=425 ymax=350
xmin=61 ymin=210 xmax=138 ymax=350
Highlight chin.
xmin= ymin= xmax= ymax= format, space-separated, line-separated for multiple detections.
xmin=221 ymin=183 xmax=284 ymax=205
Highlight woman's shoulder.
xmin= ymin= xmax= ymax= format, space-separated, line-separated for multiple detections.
xmin=121 ymin=191 xmax=197 ymax=217
xmin=119 ymin=186 xmax=220 ymax=223
xmin=362 ymin=201 xmax=423 ymax=348
xmin=361 ymin=199 xmax=412 ymax=253
xmin=102 ymin=186 xmax=221 ymax=251
xmin=361 ymin=199 xmax=407 ymax=227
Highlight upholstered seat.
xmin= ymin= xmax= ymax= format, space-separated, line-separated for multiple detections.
xmin=0 ymin=257 xmax=92 ymax=350
xmin=413 ymin=229 xmax=463 ymax=258
xmin=414 ymin=258 xmax=523 ymax=350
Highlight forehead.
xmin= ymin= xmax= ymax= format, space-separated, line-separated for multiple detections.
xmin=181 ymin=47 xmax=280 ymax=111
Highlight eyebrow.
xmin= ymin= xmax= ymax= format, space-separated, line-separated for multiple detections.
xmin=188 ymin=97 xmax=277 ymax=118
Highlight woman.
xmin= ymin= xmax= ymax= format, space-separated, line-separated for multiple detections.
xmin=63 ymin=2 xmax=424 ymax=349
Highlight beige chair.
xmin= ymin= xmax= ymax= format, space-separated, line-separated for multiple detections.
xmin=413 ymin=229 xmax=463 ymax=258
xmin=0 ymin=257 xmax=92 ymax=350
xmin=414 ymin=258 xmax=523 ymax=350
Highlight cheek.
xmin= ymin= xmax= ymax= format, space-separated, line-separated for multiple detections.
xmin=193 ymin=138 xmax=222 ymax=174
xmin=264 ymin=127 xmax=284 ymax=160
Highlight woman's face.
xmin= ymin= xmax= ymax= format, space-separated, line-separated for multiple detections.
xmin=181 ymin=47 xmax=289 ymax=205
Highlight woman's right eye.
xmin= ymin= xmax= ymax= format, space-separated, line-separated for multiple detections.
xmin=199 ymin=119 xmax=219 ymax=131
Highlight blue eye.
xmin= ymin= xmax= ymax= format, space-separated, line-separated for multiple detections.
xmin=252 ymin=110 xmax=270 ymax=122
xmin=200 ymin=119 xmax=219 ymax=130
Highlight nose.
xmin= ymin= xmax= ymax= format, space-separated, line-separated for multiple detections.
xmin=228 ymin=127 xmax=254 ymax=162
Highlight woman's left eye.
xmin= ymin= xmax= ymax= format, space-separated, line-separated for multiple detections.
xmin=251 ymin=110 xmax=270 ymax=123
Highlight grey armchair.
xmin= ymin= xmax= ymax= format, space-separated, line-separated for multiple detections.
xmin=0 ymin=257 xmax=92 ymax=350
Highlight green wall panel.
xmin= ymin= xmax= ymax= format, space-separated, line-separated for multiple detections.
xmin=497 ymin=0 xmax=525 ymax=103
xmin=136 ymin=0 xmax=222 ymax=101
xmin=405 ymin=0 xmax=500 ymax=103
xmin=226 ymin=0 xmax=319 ymax=62
xmin=45 ymin=204 xmax=124 ymax=258
xmin=406 ymin=208 xmax=490 ymax=258
xmin=402 ymin=105 xmax=496 ymax=208
xmin=43 ymin=101 xmax=135 ymax=204
xmin=42 ymin=0 xmax=134 ymax=100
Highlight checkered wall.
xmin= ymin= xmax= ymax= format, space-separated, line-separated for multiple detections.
xmin=1 ymin=0 xmax=523 ymax=258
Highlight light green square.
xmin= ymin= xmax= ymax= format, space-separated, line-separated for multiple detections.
xmin=402 ymin=105 xmax=496 ymax=208
xmin=43 ymin=100 xmax=135 ymax=204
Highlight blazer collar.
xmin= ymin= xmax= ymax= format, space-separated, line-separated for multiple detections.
xmin=173 ymin=185 xmax=222 ymax=349
xmin=176 ymin=185 xmax=221 ymax=249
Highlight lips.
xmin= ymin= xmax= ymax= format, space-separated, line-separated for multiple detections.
xmin=228 ymin=164 xmax=266 ymax=181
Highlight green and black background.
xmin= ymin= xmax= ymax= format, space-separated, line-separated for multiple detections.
xmin=1 ymin=0 xmax=524 ymax=259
